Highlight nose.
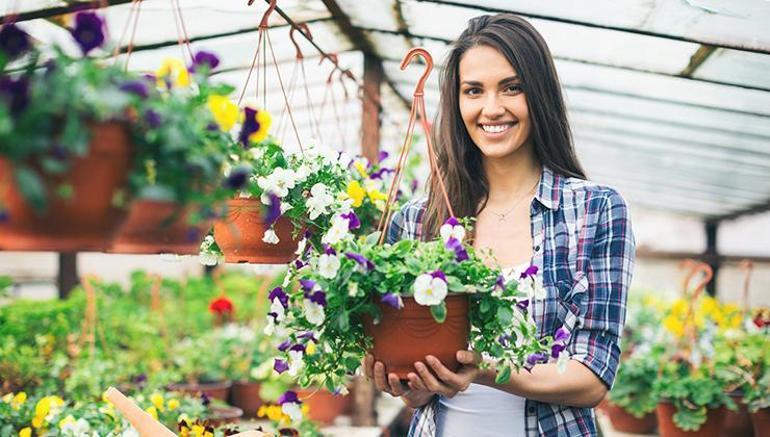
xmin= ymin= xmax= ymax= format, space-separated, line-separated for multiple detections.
xmin=481 ymin=93 xmax=505 ymax=119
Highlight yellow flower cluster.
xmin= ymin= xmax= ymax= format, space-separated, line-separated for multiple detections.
xmin=207 ymin=95 xmax=238 ymax=132
xmin=178 ymin=420 xmax=214 ymax=437
xmin=156 ymin=58 xmax=190 ymax=88
xmin=662 ymin=296 xmax=743 ymax=338
xmin=32 ymin=395 xmax=64 ymax=429
xmin=344 ymin=174 xmax=388 ymax=209
xmin=257 ymin=403 xmax=310 ymax=424
xmin=2 ymin=391 xmax=26 ymax=410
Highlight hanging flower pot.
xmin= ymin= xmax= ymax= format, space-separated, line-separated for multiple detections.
xmin=108 ymin=200 xmax=211 ymax=254
xmin=364 ymin=294 xmax=470 ymax=379
xmin=0 ymin=122 xmax=132 ymax=252
xmin=603 ymin=400 xmax=657 ymax=434
xmin=750 ymin=407 xmax=770 ymax=437
xmin=720 ymin=392 xmax=753 ymax=437
xmin=657 ymin=401 xmax=726 ymax=437
xmin=213 ymin=198 xmax=296 ymax=264
xmin=296 ymin=388 xmax=353 ymax=425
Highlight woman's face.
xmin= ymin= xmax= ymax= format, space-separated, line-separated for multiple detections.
xmin=458 ymin=45 xmax=532 ymax=160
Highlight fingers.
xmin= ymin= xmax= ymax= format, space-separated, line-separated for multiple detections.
xmin=363 ymin=354 xmax=374 ymax=379
xmin=387 ymin=373 xmax=408 ymax=396
xmin=456 ymin=350 xmax=480 ymax=365
xmin=426 ymin=355 xmax=466 ymax=390
xmin=373 ymin=361 xmax=390 ymax=392
xmin=415 ymin=361 xmax=454 ymax=397
xmin=407 ymin=372 xmax=428 ymax=392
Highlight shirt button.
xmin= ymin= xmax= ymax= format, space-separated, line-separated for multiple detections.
xmin=534 ymin=245 xmax=541 ymax=252
xmin=527 ymin=406 xmax=536 ymax=414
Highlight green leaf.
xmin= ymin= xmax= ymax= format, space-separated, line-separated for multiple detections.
xmin=446 ymin=276 xmax=465 ymax=292
xmin=15 ymin=167 xmax=46 ymax=212
xmin=364 ymin=231 xmax=382 ymax=246
xmin=497 ymin=306 xmax=513 ymax=325
xmin=336 ymin=312 xmax=350 ymax=331
xmin=495 ymin=366 xmax=512 ymax=384
xmin=431 ymin=302 xmax=447 ymax=323
xmin=480 ymin=299 xmax=491 ymax=314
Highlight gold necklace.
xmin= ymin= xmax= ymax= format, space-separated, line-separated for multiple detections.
xmin=486 ymin=178 xmax=540 ymax=223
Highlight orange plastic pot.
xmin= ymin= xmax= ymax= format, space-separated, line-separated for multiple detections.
xmin=751 ymin=408 xmax=770 ymax=437
xmin=604 ymin=401 xmax=657 ymax=434
xmin=213 ymin=198 xmax=297 ymax=264
xmin=0 ymin=122 xmax=132 ymax=252
xmin=296 ymin=388 xmax=353 ymax=425
xmin=657 ymin=401 xmax=726 ymax=437
xmin=109 ymin=200 xmax=210 ymax=255
xmin=720 ymin=393 xmax=753 ymax=437
xmin=229 ymin=381 xmax=263 ymax=418
xmin=364 ymin=294 xmax=469 ymax=379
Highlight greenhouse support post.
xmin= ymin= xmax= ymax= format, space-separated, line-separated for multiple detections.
xmin=58 ymin=252 xmax=78 ymax=299
xmin=704 ymin=220 xmax=719 ymax=296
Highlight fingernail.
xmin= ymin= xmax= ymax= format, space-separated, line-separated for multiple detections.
xmin=414 ymin=362 xmax=424 ymax=371
xmin=426 ymin=356 xmax=437 ymax=365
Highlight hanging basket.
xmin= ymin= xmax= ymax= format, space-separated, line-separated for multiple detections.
xmin=108 ymin=200 xmax=210 ymax=255
xmin=213 ymin=198 xmax=296 ymax=264
xmin=364 ymin=294 xmax=470 ymax=379
xmin=656 ymin=401 xmax=726 ymax=437
xmin=750 ymin=407 xmax=770 ymax=437
xmin=0 ymin=122 xmax=132 ymax=252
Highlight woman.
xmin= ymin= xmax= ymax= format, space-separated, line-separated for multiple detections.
xmin=362 ymin=14 xmax=635 ymax=436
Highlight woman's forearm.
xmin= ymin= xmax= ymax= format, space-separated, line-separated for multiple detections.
xmin=475 ymin=360 xmax=607 ymax=408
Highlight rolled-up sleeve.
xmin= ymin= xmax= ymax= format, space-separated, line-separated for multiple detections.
xmin=568 ymin=189 xmax=635 ymax=389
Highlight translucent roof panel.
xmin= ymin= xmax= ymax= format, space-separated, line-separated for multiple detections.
xmin=693 ymin=48 xmax=770 ymax=90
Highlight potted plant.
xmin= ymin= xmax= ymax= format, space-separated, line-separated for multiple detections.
xmin=220 ymin=324 xmax=271 ymax=418
xmin=213 ymin=116 xmax=353 ymax=263
xmin=109 ymin=52 xmax=237 ymax=255
xmin=0 ymin=14 xmax=140 ymax=251
xmin=269 ymin=216 xmax=556 ymax=394
xmin=167 ymin=331 xmax=231 ymax=402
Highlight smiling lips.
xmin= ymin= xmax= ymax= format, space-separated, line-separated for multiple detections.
xmin=479 ymin=122 xmax=517 ymax=135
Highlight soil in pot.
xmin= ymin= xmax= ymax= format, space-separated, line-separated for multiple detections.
xmin=229 ymin=381 xmax=263 ymax=418
xmin=168 ymin=381 xmax=231 ymax=402
xmin=213 ymin=198 xmax=296 ymax=264
xmin=364 ymin=294 xmax=469 ymax=379
xmin=0 ymin=122 xmax=132 ymax=252
xmin=720 ymin=393 xmax=753 ymax=437
xmin=657 ymin=402 xmax=726 ymax=437
xmin=109 ymin=200 xmax=210 ymax=255
xmin=296 ymin=388 xmax=353 ymax=425
xmin=603 ymin=401 xmax=657 ymax=434
xmin=751 ymin=407 xmax=770 ymax=437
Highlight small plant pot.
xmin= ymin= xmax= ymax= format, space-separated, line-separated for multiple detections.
xmin=109 ymin=200 xmax=210 ymax=254
xmin=206 ymin=405 xmax=243 ymax=428
xmin=657 ymin=401 xmax=726 ymax=437
xmin=168 ymin=380 xmax=231 ymax=402
xmin=296 ymin=388 xmax=353 ymax=425
xmin=0 ymin=122 xmax=132 ymax=252
xmin=751 ymin=407 xmax=770 ymax=437
xmin=229 ymin=380 xmax=263 ymax=418
xmin=720 ymin=393 xmax=753 ymax=437
xmin=604 ymin=400 xmax=657 ymax=434
xmin=364 ymin=294 xmax=469 ymax=379
xmin=213 ymin=198 xmax=296 ymax=264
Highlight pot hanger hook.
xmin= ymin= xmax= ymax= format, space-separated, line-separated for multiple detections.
xmin=248 ymin=0 xmax=276 ymax=30
xmin=688 ymin=262 xmax=713 ymax=299
xmin=400 ymin=47 xmax=433 ymax=98
xmin=289 ymin=22 xmax=312 ymax=60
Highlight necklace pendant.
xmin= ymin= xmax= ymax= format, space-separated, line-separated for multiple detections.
xmin=498 ymin=216 xmax=507 ymax=223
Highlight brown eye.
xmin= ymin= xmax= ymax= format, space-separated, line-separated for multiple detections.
xmin=463 ymin=87 xmax=481 ymax=96
xmin=505 ymin=84 xmax=522 ymax=94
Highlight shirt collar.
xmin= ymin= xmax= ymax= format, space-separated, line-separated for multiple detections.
xmin=534 ymin=165 xmax=563 ymax=211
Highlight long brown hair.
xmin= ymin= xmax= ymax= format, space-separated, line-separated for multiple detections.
xmin=423 ymin=13 xmax=586 ymax=239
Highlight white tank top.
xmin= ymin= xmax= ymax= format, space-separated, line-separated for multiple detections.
xmin=436 ymin=263 xmax=530 ymax=437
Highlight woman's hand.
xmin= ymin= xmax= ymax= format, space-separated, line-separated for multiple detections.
xmin=363 ymin=354 xmax=434 ymax=408
xmin=409 ymin=350 xmax=482 ymax=399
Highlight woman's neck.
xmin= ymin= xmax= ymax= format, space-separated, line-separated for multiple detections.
xmin=482 ymin=145 xmax=542 ymax=204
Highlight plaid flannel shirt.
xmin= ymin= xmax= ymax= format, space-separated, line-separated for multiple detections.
xmin=387 ymin=166 xmax=636 ymax=436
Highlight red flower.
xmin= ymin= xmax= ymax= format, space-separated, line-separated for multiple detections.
xmin=753 ymin=308 xmax=770 ymax=328
xmin=209 ymin=296 xmax=234 ymax=315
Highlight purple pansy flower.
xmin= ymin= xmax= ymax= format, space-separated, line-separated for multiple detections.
xmin=526 ymin=352 xmax=548 ymax=367
xmin=190 ymin=50 xmax=220 ymax=72
xmin=519 ymin=265 xmax=539 ymax=280
xmin=278 ymin=390 xmax=300 ymax=405
xmin=345 ymin=252 xmax=374 ymax=271
xmin=498 ymin=334 xmax=512 ymax=347
xmin=551 ymin=343 xmax=567 ymax=359
xmin=554 ymin=326 xmax=570 ymax=343
xmin=264 ymin=192 xmax=281 ymax=226
xmin=323 ymin=244 xmax=337 ymax=256
xmin=444 ymin=216 xmax=459 ymax=227
xmin=0 ymin=76 xmax=29 ymax=116
xmin=515 ymin=299 xmax=530 ymax=312
xmin=495 ymin=275 xmax=506 ymax=291
xmin=238 ymin=106 xmax=260 ymax=146
xmin=132 ymin=374 xmax=148 ymax=384
xmin=308 ymin=290 xmax=327 ymax=307
xmin=381 ymin=292 xmax=403 ymax=309
xmin=410 ymin=178 xmax=419 ymax=193
xmin=369 ymin=167 xmax=394 ymax=180
xmin=274 ymin=358 xmax=289 ymax=374
xmin=299 ymin=279 xmax=316 ymax=293
xmin=430 ymin=269 xmax=446 ymax=282
xmin=223 ymin=165 xmax=250 ymax=190
xmin=119 ymin=80 xmax=149 ymax=98
xmin=294 ymin=259 xmax=306 ymax=270
xmin=378 ymin=150 xmax=389 ymax=162
xmin=297 ymin=331 xmax=318 ymax=342
xmin=144 ymin=109 xmax=162 ymax=128
xmin=0 ymin=24 xmax=31 ymax=59
xmin=71 ymin=12 xmax=106 ymax=55
xmin=200 ymin=392 xmax=211 ymax=407
xmin=445 ymin=237 xmax=469 ymax=262
xmin=268 ymin=287 xmax=289 ymax=308
xmin=289 ymin=344 xmax=306 ymax=354
xmin=341 ymin=211 xmax=360 ymax=230
xmin=277 ymin=340 xmax=291 ymax=352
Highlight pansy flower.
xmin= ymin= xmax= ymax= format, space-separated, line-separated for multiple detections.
xmin=303 ymin=290 xmax=327 ymax=326
xmin=119 ymin=80 xmax=149 ymax=99
xmin=306 ymin=183 xmax=334 ymax=220
xmin=287 ymin=344 xmax=305 ymax=376
xmin=340 ymin=211 xmax=361 ymax=230
xmin=274 ymin=358 xmax=289 ymax=374
xmin=70 ymin=12 xmax=105 ymax=55
xmin=413 ymin=270 xmax=448 ymax=306
xmin=207 ymin=95 xmax=238 ymax=131
xmin=345 ymin=180 xmax=366 ymax=207
xmin=278 ymin=390 xmax=303 ymax=422
xmin=317 ymin=250 xmax=341 ymax=279
xmin=156 ymin=58 xmax=190 ymax=88
xmin=345 ymin=252 xmax=375 ymax=271
xmin=223 ymin=165 xmax=250 ymax=190
xmin=264 ymin=193 xmax=282 ymax=226
xmin=440 ymin=217 xmax=466 ymax=244
xmin=189 ymin=50 xmax=220 ymax=72
xmin=381 ymin=292 xmax=404 ymax=310
xmin=239 ymin=106 xmax=272 ymax=145
xmin=445 ymin=236 xmax=469 ymax=262
xmin=0 ymin=23 xmax=31 ymax=59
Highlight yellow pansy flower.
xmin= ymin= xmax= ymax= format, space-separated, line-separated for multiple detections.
xmin=246 ymin=108 xmax=272 ymax=144
xmin=156 ymin=58 xmax=190 ymax=88
xmin=150 ymin=392 xmax=164 ymax=412
xmin=306 ymin=342 xmax=317 ymax=355
xmin=663 ymin=315 xmax=684 ymax=338
xmin=367 ymin=188 xmax=388 ymax=202
xmin=346 ymin=180 xmax=365 ymax=208
xmin=207 ymin=95 xmax=238 ymax=132
xmin=145 ymin=406 xmax=158 ymax=420
xmin=58 ymin=415 xmax=76 ymax=430
xmin=167 ymin=398 xmax=180 ymax=411
xmin=353 ymin=161 xmax=368 ymax=178
xmin=11 ymin=392 xmax=26 ymax=410
xmin=33 ymin=396 xmax=64 ymax=428
xmin=18 ymin=428 xmax=31 ymax=437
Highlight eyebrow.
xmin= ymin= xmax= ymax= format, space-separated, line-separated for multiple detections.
xmin=461 ymin=75 xmax=520 ymax=86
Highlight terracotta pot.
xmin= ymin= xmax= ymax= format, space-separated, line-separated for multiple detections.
xmin=168 ymin=380 xmax=231 ymax=402
xmin=720 ymin=393 xmax=753 ymax=437
xmin=206 ymin=405 xmax=243 ymax=428
xmin=751 ymin=408 xmax=770 ymax=437
xmin=604 ymin=401 xmax=657 ymax=434
xmin=364 ymin=294 xmax=470 ymax=379
xmin=0 ymin=122 xmax=132 ymax=252
xmin=296 ymin=388 xmax=353 ymax=425
xmin=213 ymin=198 xmax=296 ymax=264
xmin=229 ymin=381 xmax=263 ymax=418
xmin=657 ymin=401 xmax=726 ymax=437
xmin=109 ymin=200 xmax=210 ymax=254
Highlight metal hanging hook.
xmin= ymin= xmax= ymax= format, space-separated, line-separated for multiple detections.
xmin=248 ymin=0 xmax=276 ymax=29
xmin=289 ymin=22 xmax=312 ymax=59
xmin=400 ymin=47 xmax=433 ymax=97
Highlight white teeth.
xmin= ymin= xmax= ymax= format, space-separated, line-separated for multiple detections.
xmin=481 ymin=124 xmax=511 ymax=133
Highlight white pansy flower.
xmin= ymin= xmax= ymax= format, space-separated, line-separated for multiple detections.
xmin=413 ymin=273 xmax=448 ymax=306
xmin=271 ymin=167 xmax=297 ymax=197
xmin=295 ymin=164 xmax=311 ymax=182
xmin=288 ymin=349 xmax=304 ymax=376
xmin=322 ymin=214 xmax=351 ymax=245
xmin=318 ymin=253 xmax=341 ymax=279
xmin=249 ymin=147 xmax=264 ymax=161
xmin=556 ymin=350 xmax=569 ymax=373
xmin=282 ymin=402 xmax=303 ymax=422
xmin=280 ymin=202 xmax=292 ymax=214
xmin=303 ymin=299 xmax=325 ymax=326
xmin=270 ymin=299 xmax=285 ymax=323
xmin=440 ymin=220 xmax=466 ymax=244
xmin=262 ymin=229 xmax=280 ymax=245
xmin=306 ymin=183 xmax=334 ymax=220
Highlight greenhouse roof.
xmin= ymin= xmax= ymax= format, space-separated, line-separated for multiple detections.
xmin=4 ymin=0 xmax=770 ymax=222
